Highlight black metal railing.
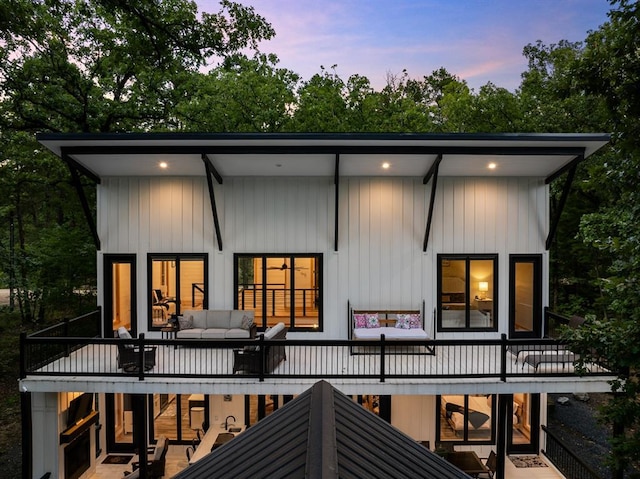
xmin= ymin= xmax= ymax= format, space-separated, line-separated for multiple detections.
xmin=20 ymin=332 xmax=615 ymax=383
xmin=237 ymin=284 xmax=319 ymax=316
xmin=20 ymin=309 xmax=101 ymax=376
xmin=542 ymin=425 xmax=603 ymax=479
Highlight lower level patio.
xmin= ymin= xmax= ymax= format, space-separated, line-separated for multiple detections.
xmin=88 ymin=443 xmax=567 ymax=479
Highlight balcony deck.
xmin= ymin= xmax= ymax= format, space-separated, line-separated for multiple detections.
xmin=20 ymin=336 xmax=615 ymax=396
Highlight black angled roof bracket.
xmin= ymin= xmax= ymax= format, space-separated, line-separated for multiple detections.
xmin=63 ymin=153 xmax=101 ymax=250
xmin=545 ymin=158 xmax=580 ymax=250
xmin=201 ymin=153 xmax=223 ymax=185
xmin=423 ymin=154 xmax=443 ymax=252
xmin=202 ymin=154 xmax=223 ymax=251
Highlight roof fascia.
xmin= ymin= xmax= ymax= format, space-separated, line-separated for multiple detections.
xmin=36 ymin=131 xmax=612 ymax=143
xmin=60 ymin=144 xmax=588 ymax=156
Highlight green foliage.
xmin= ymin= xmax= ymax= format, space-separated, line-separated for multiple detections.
xmin=176 ymin=53 xmax=299 ymax=132
xmin=0 ymin=0 xmax=275 ymax=133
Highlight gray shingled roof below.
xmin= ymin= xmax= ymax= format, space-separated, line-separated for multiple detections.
xmin=173 ymin=381 xmax=471 ymax=479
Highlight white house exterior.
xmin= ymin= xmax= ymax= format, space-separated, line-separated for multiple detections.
xmin=20 ymin=132 xmax=612 ymax=479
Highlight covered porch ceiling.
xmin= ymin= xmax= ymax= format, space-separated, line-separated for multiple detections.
xmin=37 ymin=132 xmax=610 ymax=181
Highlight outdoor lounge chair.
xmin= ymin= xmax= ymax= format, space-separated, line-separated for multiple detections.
xmin=125 ymin=436 xmax=169 ymax=479
xmin=116 ymin=327 xmax=156 ymax=372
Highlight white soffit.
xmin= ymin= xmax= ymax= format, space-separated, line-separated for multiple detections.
xmin=39 ymin=133 xmax=610 ymax=179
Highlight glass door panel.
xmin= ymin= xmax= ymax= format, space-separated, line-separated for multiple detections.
xmin=509 ymin=255 xmax=542 ymax=338
xmin=104 ymin=255 xmax=136 ymax=337
xmin=112 ymin=263 xmax=131 ymax=331
xmin=508 ymin=393 xmax=540 ymax=454
xmin=151 ymin=394 xmax=202 ymax=444
xmin=151 ymin=259 xmax=177 ymax=327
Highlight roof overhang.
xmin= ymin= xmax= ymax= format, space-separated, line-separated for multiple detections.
xmin=37 ymin=132 xmax=610 ymax=181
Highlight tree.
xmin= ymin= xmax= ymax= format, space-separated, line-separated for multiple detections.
xmin=0 ymin=0 xmax=275 ymax=133
xmin=0 ymin=0 xmax=275 ymax=322
xmin=175 ymin=53 xmax=299 ymax=132
xmin=559 ymin=0 xmax=640 ymax=474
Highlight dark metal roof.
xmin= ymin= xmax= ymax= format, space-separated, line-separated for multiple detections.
xmin=173 ymin=381 xmax=471 ymax=479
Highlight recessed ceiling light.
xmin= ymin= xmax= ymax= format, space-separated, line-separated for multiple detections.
xmin=382 ymin=162 xmax=390 ymax=169
xmin=159 ymin=161 xmax=168 ymax=169
xmin=488 ymin=162 xmax=497 ymax=170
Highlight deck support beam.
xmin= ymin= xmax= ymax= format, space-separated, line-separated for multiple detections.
xmin=496 ymin=394 xmax=510 ymax=479
xmin=334 ymin=154 xmax=340 ymax=252
xmin=133 ymin=394 xmax=148 ymax=478
xmin=423 ymin=154 xmax=443 ymax=252
xmin=202 ymin=154 xmax=223 ymax=251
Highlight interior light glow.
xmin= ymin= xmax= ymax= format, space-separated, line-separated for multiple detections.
xmin=487 ymin=162 xmax=497 ymax=170
xmin=159 ymin=162 xmax=168 ymax=169
xmin=382 ymin=162 xmax=390 ymax=169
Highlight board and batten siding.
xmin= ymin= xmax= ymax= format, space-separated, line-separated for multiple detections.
xmin=97 ymin=175 xmax=548 ymax=338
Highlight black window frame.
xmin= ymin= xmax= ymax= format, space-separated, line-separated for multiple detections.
xmin=234 ymin=253 xmax=323 ymax=332
xmin=437 ymin=254 xmax=498 ymax=332
xmin=436 ymin=394 xmax=497 ymax=445
xmin=147 ymin=253 xmax=208 ymax=330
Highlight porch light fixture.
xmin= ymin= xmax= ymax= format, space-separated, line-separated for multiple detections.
xmin=478 ymin=281 xmax=489 ymax=299
xmin=382 ymin=162 xmax=390 ymax=169
xmin=487 ymin=162 xmax=497 ymax=170
xmin=159 ymin=161 xmax=168 ymax=169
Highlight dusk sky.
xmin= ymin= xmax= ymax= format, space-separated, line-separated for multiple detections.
xmin=198 ymin=0 xmax=611 ymax=91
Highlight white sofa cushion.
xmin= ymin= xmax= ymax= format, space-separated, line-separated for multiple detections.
xmin=230 ymin=310 xmax=253 ymax=329
xmin=200 ymin=328 xmax=227 ymax=339
xmin=182 ymin=310 xmax=208 ymax=329
xmin=225 ymin=328 xmax=252 ymax=339
xmin=176 ymin=328 xmax=205 ymax=339
xmin=206 ymin=310 xmax=231 ymax=329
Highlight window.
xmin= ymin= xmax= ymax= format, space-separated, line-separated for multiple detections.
xmin=148 ymin=254 xmax=207 ymax=329
xmin=438 ymin=254 xmax=498 ymax=331
xmin=509 ymin=255 xmax=542 ymax=338
xmin=234 ymin=254 xmax=322 ymax=332
xmin=438 ymin=394 xmax=496 ymax=444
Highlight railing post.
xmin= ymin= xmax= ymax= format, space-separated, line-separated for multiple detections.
xmin=500 ymin=333 xmax=507 ymax=382
xmin=96 ymin=306 xmax=102 ymax=337
xmin=138 ymin=333 xmax=145 ymax=381
xmin=63 ymin=318 xmax=70 ymax=357
xmin=380 ymin=334 xmax=386 ymax=382
xmin=259 ymin=334 xmax=265 ymax=382
xmin=19 ymin=332 xmax=27 ymax=379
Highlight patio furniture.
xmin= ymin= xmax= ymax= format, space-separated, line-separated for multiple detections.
xmin=127 ymin=436 xmax=169 ymax=479
xmin=233 ymin=322 xmax=287 ymax=374
xmin=477 ymin=450 xmax=496 ymax=478
xmin=116 ymin=327 xmax=156 ymax=373
xmin=523 ymin=352 xmax=579 ymax=372
xmin=446 ymin=450 xmax=490 ymax=478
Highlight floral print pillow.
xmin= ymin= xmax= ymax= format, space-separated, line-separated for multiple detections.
xmin=365 ymin=313 xmax=379 ymax=328
xmin=354 ymin=314 xmax=368 ymax=329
